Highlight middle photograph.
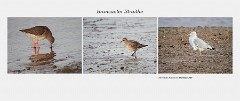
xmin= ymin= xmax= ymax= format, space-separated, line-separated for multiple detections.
xmin=83 ymin=17 xmax=157 ymax=74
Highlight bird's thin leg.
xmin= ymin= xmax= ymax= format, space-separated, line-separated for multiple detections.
xmin=133 ymin=51 xmax=137 ymax=59
xmin=33 ymin=42 xmax=36 ymax=48
xmin=33 ymin=41 xmax=38 ymax=48
xmin=37 ymin=47 xmax=40 ymax=55
xmin=50 ymin=46 xmax=53 ymax=52
xmin=131 ymin=52 xmax=134 ymax=56
xmin=134 ymin=56 xmax=137 ymax=59
xmin=33 ymin=47 xmax=36 ymax=55
xmin=36 ymin=41 xmax=40 ymax=48
xmin=131 ymin=51 xmax=136 ymax=56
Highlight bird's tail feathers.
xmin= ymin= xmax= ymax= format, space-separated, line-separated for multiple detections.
xmin=207 ymin=47 xmax=215 ymax=50
xmin=207 ymin=45 xmax=215 ymax=50
xmin=139 ymin=44 xmax=148 ymax=48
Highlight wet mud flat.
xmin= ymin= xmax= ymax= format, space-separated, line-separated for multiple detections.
xmin=158 ymin=27 xmax=232 ymax=74
xmin=83 ymin=17 xmax=157 ymax=74
xmin=8 ymin=48 xmax=82 ymax=74
xmin=9 ymin=61 xmax=82 ymax=74
xmin=8 ymin=18 xmax=82 ymax=74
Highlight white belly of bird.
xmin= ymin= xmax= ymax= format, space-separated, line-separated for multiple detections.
xmin=26 ymin=33 xmax=45 ymax=41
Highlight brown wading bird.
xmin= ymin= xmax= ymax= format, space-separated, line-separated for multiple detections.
xmin=20 ymin=26 xmax=55 ymax=48
xmin=121 ymin=37 xmax=148 ymax=57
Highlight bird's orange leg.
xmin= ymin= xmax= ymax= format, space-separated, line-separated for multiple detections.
xmin=33 ymin=47 xmax=37 ymax=55
xmin=37 ymin=47 xmax=40 ymax=55
xmin=33 ymin=41 xmax=39 ymax=48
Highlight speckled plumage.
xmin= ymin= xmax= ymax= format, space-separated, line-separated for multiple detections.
xmin=121 ymin=37 xmax=148 ymax=56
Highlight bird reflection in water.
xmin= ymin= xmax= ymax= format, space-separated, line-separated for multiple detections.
xmin=29 ymin=47 xmax=56 ymax=66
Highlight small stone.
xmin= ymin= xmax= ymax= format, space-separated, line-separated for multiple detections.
xmin=170 ymin=45 xmax=174 ymax=48
xmin=52 ymin=65 xmax=57 ymax=68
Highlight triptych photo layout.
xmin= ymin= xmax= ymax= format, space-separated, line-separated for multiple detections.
xmin=7 ymin=17 xmax=232 ymax=74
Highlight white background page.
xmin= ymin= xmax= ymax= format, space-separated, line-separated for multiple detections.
xmin=0 ymin=0 xmax=239 ymax=101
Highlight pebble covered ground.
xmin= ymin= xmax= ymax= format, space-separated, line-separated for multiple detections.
xmin=158 ymin=27 xmax=232 ymax=74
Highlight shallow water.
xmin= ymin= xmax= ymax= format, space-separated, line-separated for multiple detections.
xmin=83 ymin=17 xmax=157 ymax=74
xmin=8 ymin=18 xmax=82 ymax=74
xmin=158 ymin=17 xmax=232 ymax=27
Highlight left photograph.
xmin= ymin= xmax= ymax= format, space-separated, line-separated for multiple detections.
xmin=8 ymin=17 xmax=82 ymax=74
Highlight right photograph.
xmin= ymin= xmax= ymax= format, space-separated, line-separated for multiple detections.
xmin=158 ymin=17 xmax=232 ymax=74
